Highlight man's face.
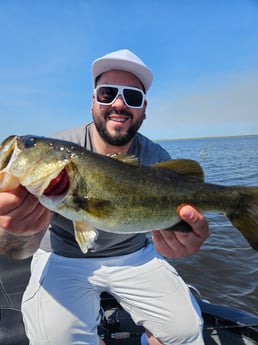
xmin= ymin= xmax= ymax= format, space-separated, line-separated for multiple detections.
xmin=91 ymin=70 xmax=147 ymax=146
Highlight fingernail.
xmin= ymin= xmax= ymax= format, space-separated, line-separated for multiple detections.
xmin=178 ymin=205 xmax=197 ymax=222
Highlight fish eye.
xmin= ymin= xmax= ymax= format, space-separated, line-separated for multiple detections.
xmin=22 ymin=135 xmax=38 ymax=148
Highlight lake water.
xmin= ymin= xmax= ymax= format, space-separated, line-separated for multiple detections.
xmin=157 ymin=135 xmax=258 ymax=316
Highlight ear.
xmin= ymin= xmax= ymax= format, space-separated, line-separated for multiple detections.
xmin=143 ymin=99 xmax=147 ymax=119
xmin=90 ymin=94 xmax=95 ymax=113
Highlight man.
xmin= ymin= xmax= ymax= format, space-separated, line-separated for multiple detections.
xmin=0 ymin=49 xmax=209 ymax=345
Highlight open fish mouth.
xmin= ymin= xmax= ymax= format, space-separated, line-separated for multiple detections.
xmin=43 ymin=169 xmax=70 ymax=197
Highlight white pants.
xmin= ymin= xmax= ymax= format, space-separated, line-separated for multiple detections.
xmin=22 ymin=244 xmax=204 ymax=345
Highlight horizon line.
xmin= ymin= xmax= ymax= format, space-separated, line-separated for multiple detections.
xmin=155 ymin=133 xmax=258 ymax=142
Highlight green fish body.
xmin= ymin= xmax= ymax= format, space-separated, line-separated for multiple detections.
xmin=0 ymin=135 xmax=258 ymax=253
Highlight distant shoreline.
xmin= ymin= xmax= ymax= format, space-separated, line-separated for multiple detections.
xmin=155 ymin=134 xmax=258 ymax=142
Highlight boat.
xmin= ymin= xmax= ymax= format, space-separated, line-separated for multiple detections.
xmin=0 ymin=254 xmax=257 ymax=345
xmin=99 ymin=290 xmax=258 ymax=345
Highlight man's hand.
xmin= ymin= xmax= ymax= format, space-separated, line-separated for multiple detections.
xmin=0 ymin=186 xmax=51 ymax=259
xmin=152 ymin=205 xmax=209 ymax=258
xmin=0 ymin=185 xmax=50 ymax=235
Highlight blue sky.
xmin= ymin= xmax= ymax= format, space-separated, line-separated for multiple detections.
xmin=0 ymin=0 xmax=257 ymax=141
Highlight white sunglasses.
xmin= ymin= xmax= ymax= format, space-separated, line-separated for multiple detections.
xmin=94 ymin=84 xmax=145 ymax=108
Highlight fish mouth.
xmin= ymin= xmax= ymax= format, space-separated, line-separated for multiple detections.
xmin=43 ymin=169 xmax=70 ymax=197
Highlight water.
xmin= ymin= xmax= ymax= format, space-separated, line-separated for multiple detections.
xmin=157 ymin=135 xmax=258 ymax=316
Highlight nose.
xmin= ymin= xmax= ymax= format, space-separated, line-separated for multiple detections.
xmin=112 ymin=94 xmax=127 ymax=108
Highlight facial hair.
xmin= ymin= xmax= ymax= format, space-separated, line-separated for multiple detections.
xmin=93 ymin=109 xmax=146 ymax=146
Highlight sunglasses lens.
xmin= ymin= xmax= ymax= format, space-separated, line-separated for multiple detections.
xmin=96 ymin=87 xmax=118 ymax=104
xmin=123 ymin=89 xmax=143 ymax=107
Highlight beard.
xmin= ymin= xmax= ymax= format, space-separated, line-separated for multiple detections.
xmin=93 ymin=109 xmax=146 ymax=146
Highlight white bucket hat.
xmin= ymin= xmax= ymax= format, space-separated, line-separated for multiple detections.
xmin=92 ymin=49 xmax=153 ymax=91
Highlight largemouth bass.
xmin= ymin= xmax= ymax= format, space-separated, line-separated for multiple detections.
xmin=0 ymin=135 xmax=258 ymax=253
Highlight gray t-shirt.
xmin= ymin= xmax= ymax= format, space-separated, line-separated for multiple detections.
xmin=40 ymin=122 xmax=171 ymax=257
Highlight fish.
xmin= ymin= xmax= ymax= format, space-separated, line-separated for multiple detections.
xmin=0 ymin=134 xmax=258 ymax=254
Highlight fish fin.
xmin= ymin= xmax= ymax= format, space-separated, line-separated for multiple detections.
xmin=72 ymin=196 xmax=113 ymax=218
xmin=73 ymin=221 xmax=98 ymax=254
xmin=107 ymin=153 xmax=140 ymax=165
xmin=226 ymin=187 xmax=258 ymax=251
xmin=153 ymin=159 xmax=204 ymax=180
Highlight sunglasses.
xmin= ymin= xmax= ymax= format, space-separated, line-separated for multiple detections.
xmin=94 ymin=84 xmax=145 ymax=108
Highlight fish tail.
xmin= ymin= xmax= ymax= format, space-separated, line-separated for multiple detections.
xmin=227 ymin=187 xmax=258 ymax=250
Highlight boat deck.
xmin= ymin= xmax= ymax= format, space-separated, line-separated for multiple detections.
xmin=0 ymin=254 xmax=257 ymax=345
